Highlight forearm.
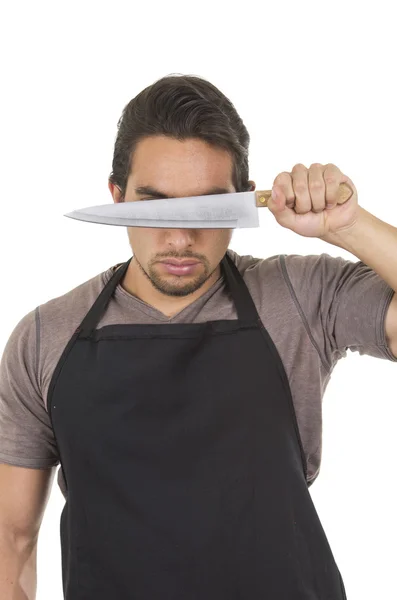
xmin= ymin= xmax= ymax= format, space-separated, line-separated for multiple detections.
xmin=0 ymin=532 xmax=37 ymax=600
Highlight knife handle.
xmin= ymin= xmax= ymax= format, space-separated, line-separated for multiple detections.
xmin=255 ymin=182 xmax=354 ymax=208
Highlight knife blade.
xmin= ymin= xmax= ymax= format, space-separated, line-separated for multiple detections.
xmin=64 ymin=183 xmax=353 ymax=229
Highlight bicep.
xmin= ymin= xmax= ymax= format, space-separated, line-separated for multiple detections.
xmin=385 ymin=292 xmax=397 ymax=358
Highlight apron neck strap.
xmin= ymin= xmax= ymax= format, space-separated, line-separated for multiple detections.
xmin=78 ymin=251 xmax=261 ymax=338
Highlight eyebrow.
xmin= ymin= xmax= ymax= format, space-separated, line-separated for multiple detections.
xmin=134 ymin=185 xmax=232 ymax=198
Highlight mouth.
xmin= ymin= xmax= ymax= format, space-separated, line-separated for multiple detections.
xmin=159 ymin=260 xmax=201 ymax=275
xmin=160 ymin=259 xmax=200 ymax=266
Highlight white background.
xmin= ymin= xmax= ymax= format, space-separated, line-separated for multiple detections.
xmin=0 ymin=1 xmax=396 ymax=598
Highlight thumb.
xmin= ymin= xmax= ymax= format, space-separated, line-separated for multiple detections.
xmin=267 ymin=186 xmax=296 ymax=228
xmin=268 ymin=186 xmax=287 ymax=213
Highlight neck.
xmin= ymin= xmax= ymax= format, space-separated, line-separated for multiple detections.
xmin=120 ymin=259 xmax=222 ymax=318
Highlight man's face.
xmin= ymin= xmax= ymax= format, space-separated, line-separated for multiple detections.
xmin=109 ymin=135 xmax=253 ymax=298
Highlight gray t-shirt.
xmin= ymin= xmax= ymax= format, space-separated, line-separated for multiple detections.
xmin=1 ymin=248 xmax=396 ymax=498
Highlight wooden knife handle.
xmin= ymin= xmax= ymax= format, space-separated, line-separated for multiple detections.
xmin=255 ymin=182 xmax=354 ymax=208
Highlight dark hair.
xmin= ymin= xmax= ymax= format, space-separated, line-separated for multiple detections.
xmin=108 ymin=73 xmax=251 ymax=201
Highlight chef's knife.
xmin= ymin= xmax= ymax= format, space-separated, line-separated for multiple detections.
xmin=64 ymin=183 xmax=353 ymax=229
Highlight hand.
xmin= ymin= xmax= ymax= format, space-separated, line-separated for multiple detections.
xmin=267 ymin=163 xmax=359 ymax=238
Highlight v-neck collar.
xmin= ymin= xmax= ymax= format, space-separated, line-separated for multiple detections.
xmin=103 ymin=258 xmax=228 ymax=323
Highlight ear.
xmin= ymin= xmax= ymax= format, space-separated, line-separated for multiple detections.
xmin=248 ymin=180 xmax=256 ymax=191
xmin=108 ymin=181 xmax=123 ymax=203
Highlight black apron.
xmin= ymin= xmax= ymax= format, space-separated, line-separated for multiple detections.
xmin=48 ymin=250 xmax=347 ymax=599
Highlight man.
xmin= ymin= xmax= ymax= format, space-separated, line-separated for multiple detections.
xmin=1 ymin=74 xmax=396 ymax=599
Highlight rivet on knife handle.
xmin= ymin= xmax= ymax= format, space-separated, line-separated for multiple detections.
xmin=255 ymin=182 xmax=354 ymax=208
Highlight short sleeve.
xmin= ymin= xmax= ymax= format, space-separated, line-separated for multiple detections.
xmin=282 ymin=253 xmax=397 ymax=369
xmin=0 ymin=308 xmax=60 ymax=468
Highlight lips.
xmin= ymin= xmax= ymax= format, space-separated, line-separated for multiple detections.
xmin=159 ymin=260 xmax=200 ymax=276
xmin=160 ymin=260 xmax=199 ymax=266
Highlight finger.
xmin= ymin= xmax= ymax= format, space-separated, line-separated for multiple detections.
xmin=291 ymin=164 xmax=311 ymax=214
xmin=273 ymin=172 xmax=295 ymax=208
xmin=308 ymin=163 xmax=326 ymax=213
xmin=324 ymin=163 xmax=341 ymax=208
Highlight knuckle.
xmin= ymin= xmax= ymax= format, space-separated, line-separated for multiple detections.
xmin=309 ymin=180 xmax=324 ymax=189
xmin=274 ymin=172 xmax=290 ymax=184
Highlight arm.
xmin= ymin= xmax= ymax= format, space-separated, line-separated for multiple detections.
xmin=321 ymin=206 xmax=397 ymax=357
xmin=0 ymin=464 xmax=56 ymax=600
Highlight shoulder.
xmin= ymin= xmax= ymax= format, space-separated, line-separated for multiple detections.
xmin=37 ymin=264 xmax=116 ymax=329
xmin=226 ymin=247 xmax=282 ymax=278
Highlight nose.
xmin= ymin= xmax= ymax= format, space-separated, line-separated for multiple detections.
xmin=165 ymin=228 xmax=196 ymax=249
